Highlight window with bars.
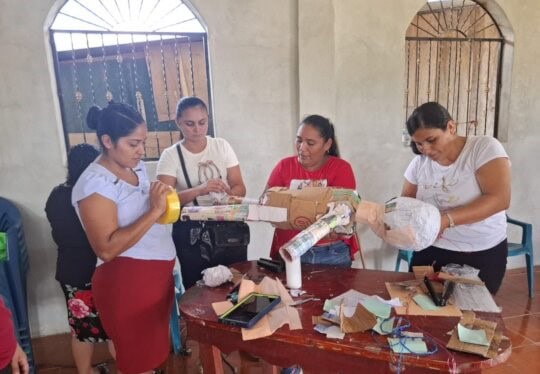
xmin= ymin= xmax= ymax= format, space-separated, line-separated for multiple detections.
xmin=405 ymin=0 xmax=504 ymax=137
xmin=50 ymin=0 xmax=211 ymax=160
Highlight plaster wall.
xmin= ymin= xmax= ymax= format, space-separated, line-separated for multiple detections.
xmin=0 ymin=0 xmax=538 ymax=337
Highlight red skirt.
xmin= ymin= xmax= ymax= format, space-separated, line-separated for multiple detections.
xmin=92 ymin=257 xmax=174 ymax=374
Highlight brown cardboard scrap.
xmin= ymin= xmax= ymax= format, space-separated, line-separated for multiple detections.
xmin=264 ymin=187 xmax=330 ymax=230
xmin=230 ymin=267 xmax=244 ymax=286
xmin=321 ymin=313 xmax=341 ymax=325
xmin=212 ymin=300 xmax=234 ymax=316
xmin=339 ymin=303 xmax=377 ymax=333
xmin=239 ymin=276 xmax=302 ymax=341
xmin=386 ymin=282 xmax=462 ymax=317
xmin=312 ymin=316 xmax=333 ymax=326
xmin=437 ymin=272 xmax=485 ymax=286
xmin=446 ymin=311 xmax=500 ymax=358
xmin=412 ymin=266 xmax=435 ymax=280
xmin=238 ymin=279 xmax=257 ymax=300
xmin=263 ymin=187 xmax=358 ymax=231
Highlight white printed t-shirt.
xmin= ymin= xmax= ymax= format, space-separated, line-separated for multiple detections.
xmin=404 ymin=136 xmax=509 ymax=252
xmin=156 ymin=136 xmax=239 ymax=206
xmin=72 ymin=161 xmax=176 ymax=264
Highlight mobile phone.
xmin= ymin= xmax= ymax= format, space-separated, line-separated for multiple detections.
xmin=218 ymin=292 xmax=281 ymax=328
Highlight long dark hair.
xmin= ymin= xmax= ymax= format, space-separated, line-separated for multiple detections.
xmin=301 ymin=114 xmax=340 ymax=157
xmin=66 ymin=143 xmax=99 ymax=186
xmin=86 ymin=102 xmax=144 ymax=149
xmin=406 ymin=102 xmax=453 ymax=154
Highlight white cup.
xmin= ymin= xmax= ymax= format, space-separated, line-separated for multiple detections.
xmin=285 ymin=257 xmax=302 ymax=289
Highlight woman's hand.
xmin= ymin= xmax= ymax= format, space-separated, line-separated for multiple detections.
xmin=11 ymin=344 xmax=29 ymax=374
xmin=200 ymin=178 xmax=230 ymax=195
xmin=149 ymin=181 xmax=172 ymax=218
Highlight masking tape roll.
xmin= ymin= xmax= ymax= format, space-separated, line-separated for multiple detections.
xmin=157 ymin=190 xmax=181 ymax=224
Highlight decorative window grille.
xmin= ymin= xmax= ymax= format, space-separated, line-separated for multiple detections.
xmin=405 ymin=0 xmax=504 ymax=137
xmin=50 ymin=0 xmax=210 ymax=160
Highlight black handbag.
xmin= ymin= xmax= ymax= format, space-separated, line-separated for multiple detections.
xmin=174 ymin=144 xmax=249 ymax=264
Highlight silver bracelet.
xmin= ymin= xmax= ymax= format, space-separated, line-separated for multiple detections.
xmin=445 ymin=212 xmax=455 ymax=228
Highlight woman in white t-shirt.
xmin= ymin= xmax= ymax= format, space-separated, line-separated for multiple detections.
xmin=402 ymin=102 xmax=511 ymax=294
xmin=157 ymin=96 xmax=248 ymax=288
xmin=72 ymin=102 xmax=176 ymax=374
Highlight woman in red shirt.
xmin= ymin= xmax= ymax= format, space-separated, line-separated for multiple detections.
xmin=0 ymin=297 xmax=28 ymax=373
xmin=266 ymin=115 xmax=359 ymax=266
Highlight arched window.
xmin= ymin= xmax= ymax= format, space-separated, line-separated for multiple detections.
xmin=405 ymin=0 xmax=506 ymax=137
xmin=49 ymin=0 xmax=210 ymax=159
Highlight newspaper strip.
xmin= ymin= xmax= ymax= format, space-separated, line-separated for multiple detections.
xmin=279 ymin=203 xmax=351 ymax=262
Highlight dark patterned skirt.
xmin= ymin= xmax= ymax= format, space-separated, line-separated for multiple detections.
xmin=60 ymin=283 xmax=109 ymax=343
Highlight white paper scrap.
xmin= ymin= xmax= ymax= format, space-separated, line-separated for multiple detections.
xmin=374 ymin=295 xmax=403 ymax=307
xmin=247 ymin=205 xmax=287 ymax=223
xmin=325 ymin=325 xmax=345 ymax=340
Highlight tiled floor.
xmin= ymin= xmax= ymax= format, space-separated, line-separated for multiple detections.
xmin=37 ymin=266 xmax=540 ymax=373
xmin=484 ymin=266 xmax=540 ymax=374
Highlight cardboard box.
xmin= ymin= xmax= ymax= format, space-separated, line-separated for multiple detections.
xmin=263 ymin=187 xmax=359 ymax=231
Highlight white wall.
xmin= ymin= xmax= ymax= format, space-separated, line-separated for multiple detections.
xmin=0 ymin=0 xmax=538 ymax=337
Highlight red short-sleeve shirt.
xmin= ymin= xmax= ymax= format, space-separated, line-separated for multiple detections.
xmin=266 ymin=156 xmax=358 ymax=259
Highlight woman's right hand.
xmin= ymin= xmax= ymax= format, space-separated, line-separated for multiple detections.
xmin=149 ymin=181 xmax=172 ymax=218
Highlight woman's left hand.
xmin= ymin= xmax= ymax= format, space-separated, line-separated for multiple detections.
xmin=149 ymin=181 xmax=172 ymax=217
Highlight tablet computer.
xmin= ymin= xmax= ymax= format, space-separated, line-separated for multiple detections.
xmin=218 ymin=292 xmax=281 ymax=328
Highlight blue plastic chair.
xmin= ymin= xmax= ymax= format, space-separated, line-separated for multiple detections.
xmin=393 ymin=216 xmax=535 ymax=298
xmin=507 ymin=216 xmax=534 ymax=298
xmin=0 ymin=197 xmax=35 ymax=371
xmin=394 ymin=249 xmax=414 ymax=272
xmin=169 ymin=269 xmax=191 ymax=355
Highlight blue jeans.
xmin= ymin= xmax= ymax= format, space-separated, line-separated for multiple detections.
xmin=300 ymin=241 xmax=352 ymax=267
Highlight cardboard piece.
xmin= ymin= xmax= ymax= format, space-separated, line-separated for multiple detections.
xmin=321 ymin=312 xmax=341 ymax=325
xmin=457 ymin=323 xmax=490 ymax=346
xmin=236 ymin=276 xmax=302 ymax=341
xmin=312 ymin=315 xmax=333 ymax=326
xmin=412 ymin=266 xmax=435 ymax=280
xmin=385 ymin=282 xmax=462 ymax=317
xmin=437 ymin=271 xmax=485 ymax=286
xmin=230 ymin=268 xmax=244 ymax=287
xmin=446 ymin=311 xmax=503 ymax=358
xmin=263 ymin=187 xmax=359 ymax=232
xmin=212 ymin=300 xmax=234 ymax=316
xmin=339 ymin=303 xmax=377 ymax=333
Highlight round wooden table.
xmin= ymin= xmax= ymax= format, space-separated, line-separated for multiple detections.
xmin=180 ymin=261 xmax=511 ymax=373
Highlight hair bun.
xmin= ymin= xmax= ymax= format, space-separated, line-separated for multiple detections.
xmin=86 ymin=106 xmax=102 ymax=130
